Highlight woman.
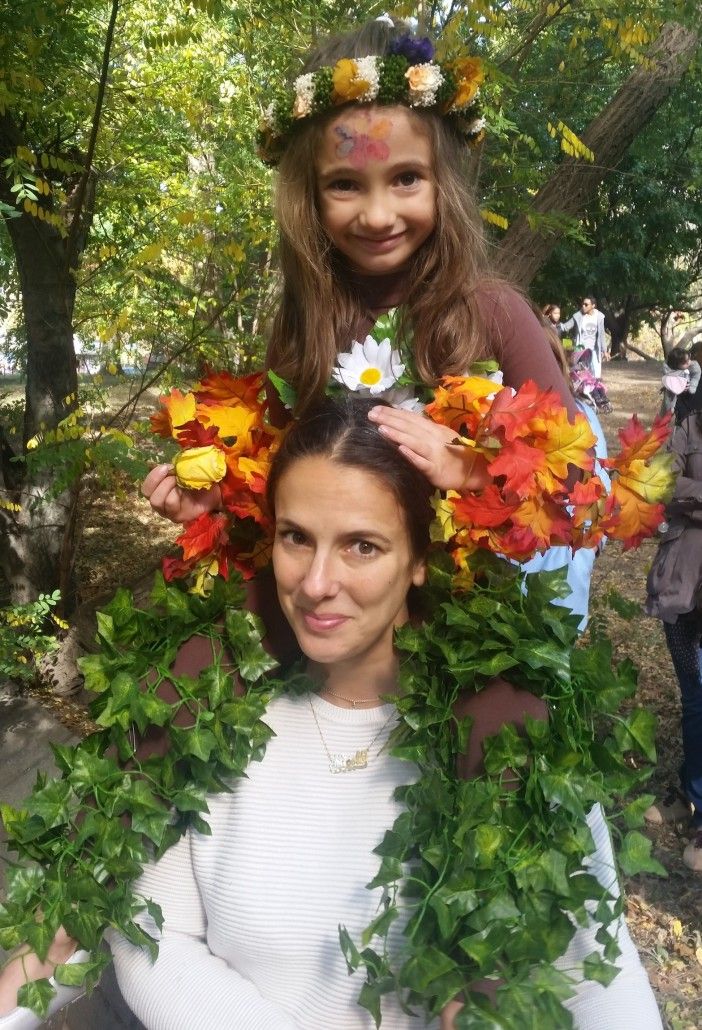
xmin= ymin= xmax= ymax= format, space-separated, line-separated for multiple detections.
xmin=1 ymin=399 xmax=660 ymax=1028
xmin=114 ymin=400 xmax=660 ymax=1028
xmin=646 ymin=412 xmax=702 ymax=872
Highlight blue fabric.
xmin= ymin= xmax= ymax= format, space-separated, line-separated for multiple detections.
xmin=521 ymin=403 xmax=610 ymax=631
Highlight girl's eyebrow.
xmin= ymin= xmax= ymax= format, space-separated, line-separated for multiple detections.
xmin=318 ymin=159 xmax=432 ymax=179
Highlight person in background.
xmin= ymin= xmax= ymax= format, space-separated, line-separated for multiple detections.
xmin=659 ymin=346 xmax=698 ymax=418
xmin=645 ymin=410 xmax=702 ymax=872
xmin=667 ymin=343 xmax=702 ymax=423
xmin=560 ymin=297 xmax=609 ymax=379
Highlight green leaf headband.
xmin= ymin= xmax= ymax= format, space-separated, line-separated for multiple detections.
xmin=257 ymin=34 xmax=486 ymax=166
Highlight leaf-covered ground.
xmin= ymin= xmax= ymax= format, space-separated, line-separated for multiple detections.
xmin=37 ymin=362 xmax=702 ymax=1028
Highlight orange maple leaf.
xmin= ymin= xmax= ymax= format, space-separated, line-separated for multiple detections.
xmin=425 ymin=375 xmax=500 ymax=433
xmin=602 ymin=481 xmax=665 ymax=550
xmin=193 ymin=370 xmax=265 ymax=408
xmin=605 ymin=412 xmax=672 ymax=469
xmin=488 ymin=439 xmax=547 ymax=498
xmin=530 ymin=407 xmax=596 ymax=479
xmin=511 ymin=496 xmax=572 ymax=548
xmin=151 ymin=389 xmax=197 ymax=439
xmin=570 ymin=475 xmax=607 ymax=529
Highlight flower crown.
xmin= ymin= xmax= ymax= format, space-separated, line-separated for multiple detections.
xmin=257 ymin=33 xmax=486 ymax=166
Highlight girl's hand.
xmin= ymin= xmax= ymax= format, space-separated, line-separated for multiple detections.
xmin=0 ymin=928 xmax=76 ymax=1015
xmin=367 ymin=407 xmax=491 ymax=493
xmin=142 ymin=464 xmax=223 ymax=524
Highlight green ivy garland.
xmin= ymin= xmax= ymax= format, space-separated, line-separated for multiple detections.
xmin=0 ymin=557 xmax=661 ymax=1024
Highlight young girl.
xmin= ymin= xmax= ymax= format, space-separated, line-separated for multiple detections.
xmin=142 ymin=17 xmax=579 ymax=522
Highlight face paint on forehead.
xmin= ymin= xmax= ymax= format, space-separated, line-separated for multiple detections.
xmin=332 ymin=110 xmax=393 ymax=169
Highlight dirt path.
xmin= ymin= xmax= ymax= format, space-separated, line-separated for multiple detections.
xmin=593 ymin=360 xmax=701 ymax=1030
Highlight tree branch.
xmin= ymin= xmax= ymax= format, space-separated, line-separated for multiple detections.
xmin=65 ymin=0 xmax=120 ymax=271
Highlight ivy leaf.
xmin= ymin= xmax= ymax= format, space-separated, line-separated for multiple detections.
xmin=17 ymin=979 xmax=55 ymax=1018
xmin=613 ymin=708 xmax=657 ymax=762
xmin=618 ymin=831 xmax=667 ymax=877
xmin=267 ymin=370 xmax=297 ymax=410
xmin=620 ymin=794 xmax=655 ymax=830
xmin=360 ymin=904 xmax=399 ymax=947
xmin=339 ymin=924 xmax=361 ymax=972
xmin=53 ymin=960 xmax=94 ymax=987
xmin=582 ymin=952 xmax=620 ymax=987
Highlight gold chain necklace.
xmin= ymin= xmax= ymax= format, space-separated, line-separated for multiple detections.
xmin=308 ymin=696 xmax=397 ymax=774
xmin=322 ymin=688 xmax=383 ymax=709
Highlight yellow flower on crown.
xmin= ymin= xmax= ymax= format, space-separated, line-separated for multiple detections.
xmin=332 ymin=59 xmax=371 ymax=102
xmin=450 ymin=57 xmax=484 ymax=109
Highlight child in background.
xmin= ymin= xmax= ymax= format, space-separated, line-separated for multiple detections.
xmin=660 ymin=346 xmax=698 ymax=417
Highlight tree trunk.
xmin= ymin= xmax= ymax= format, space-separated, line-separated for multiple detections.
xmin=0 ymin=209 xmax=81 ymax=612
xmin=494 ymin=22 xmax=699 ymax=286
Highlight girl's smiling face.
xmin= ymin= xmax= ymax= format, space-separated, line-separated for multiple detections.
xmin=316 ymin=106 xmax=436 ymax=277
xmin=272 ymin=455 xmax=426 ymax=681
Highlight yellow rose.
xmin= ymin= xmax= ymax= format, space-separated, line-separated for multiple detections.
xmin=451 ymin=57 xmax=484 ymax=108
xmin=173 ymin=445 xmax=227 ymax=490
xmin=332 ymin=59 xmax=370 ymax=102
xmin=406 ymin=65 xmax=433 ymax=91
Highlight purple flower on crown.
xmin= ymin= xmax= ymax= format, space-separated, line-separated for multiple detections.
xmin=388 ymin=35 xmax=435 ymax=65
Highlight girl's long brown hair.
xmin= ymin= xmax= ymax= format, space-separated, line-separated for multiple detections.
xmin=266 ymin=20 xmax=504 ymax=413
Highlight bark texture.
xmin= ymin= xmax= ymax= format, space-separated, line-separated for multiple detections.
xmin=494 ymin=22 xmax=699 ymax=287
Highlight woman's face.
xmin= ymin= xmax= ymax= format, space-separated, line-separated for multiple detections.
xmin=272 ymin=456 xmax=426 ymax=677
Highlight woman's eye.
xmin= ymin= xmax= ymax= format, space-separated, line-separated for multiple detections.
xmin=397 ymin=171 xmax=420 ymax=187
xmin=352 ymin=540 xmax=377 ymax=557
xmin=281 ymin=529 xmax=308 ymax=547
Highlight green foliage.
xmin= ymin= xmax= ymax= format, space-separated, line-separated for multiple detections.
xmin=1 ymin=556 xmax=661 ymax=1021
xmin=0 ymin=572 xmax=284 ymax=1013
xmin=339 ymin=554 xmax=658 ymax=1026
xmin=0 ymin=591 xmax=61 ymax=681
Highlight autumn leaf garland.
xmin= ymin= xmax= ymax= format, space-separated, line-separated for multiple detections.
xmin=151 ymin=371 xmax=675 ymax=593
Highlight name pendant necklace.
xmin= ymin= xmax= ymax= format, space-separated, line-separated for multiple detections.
xmin=308 ymin=695 xmax=397 ymax=774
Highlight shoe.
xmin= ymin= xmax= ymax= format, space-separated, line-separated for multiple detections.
xmin=683 ymin=828 xmax=702 ymax=872
xmin=644 ymin=788 xmax=692 ymax=825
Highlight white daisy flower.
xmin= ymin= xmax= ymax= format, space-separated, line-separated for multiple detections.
xmin=354 ymin=56 xmax=380 ymax=102
xmin=466 ymin=116 xmax=486 ymax=136
xmin=332 ymin=336 xmax=405 ymax=394
xmin=380 ymin=386 xmax=425 ymax=411
xmin=293 ymin=73 xmax=316 ymax=118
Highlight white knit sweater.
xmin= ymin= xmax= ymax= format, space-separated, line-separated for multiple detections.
xmin=1 ymin=694 xmax=662 ymax=1029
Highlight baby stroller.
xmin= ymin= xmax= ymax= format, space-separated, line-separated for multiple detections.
xmin=569 ymin=348 xmax=613 ymax=414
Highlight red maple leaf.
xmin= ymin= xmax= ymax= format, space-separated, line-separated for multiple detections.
xmin=452 ymin=484 xmax=521 ymax=528
xmin=175 ymin=420 xmax=221 ymax=448
xmin=175 ymin=512 xmax=230 ymax=562
xmin=605 ymin=412 xmax=672 ymax=468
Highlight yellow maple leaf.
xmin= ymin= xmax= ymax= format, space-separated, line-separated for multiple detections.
xmin=617 ymin=453 xmax=676 ymax=504
xmin=430 ymin=490 xmax=460 ymax=543
xmin=197 ymin=402 xmax=258 ymax=449
xmin=531 ymin=408 xmax=596 ymax=478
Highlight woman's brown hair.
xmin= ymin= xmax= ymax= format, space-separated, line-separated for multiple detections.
xmin=266 ymin=20 xmax=503 ymax=414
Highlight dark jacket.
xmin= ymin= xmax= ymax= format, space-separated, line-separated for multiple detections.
xmin=646 ymin=414 xmax=702 ymax=622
